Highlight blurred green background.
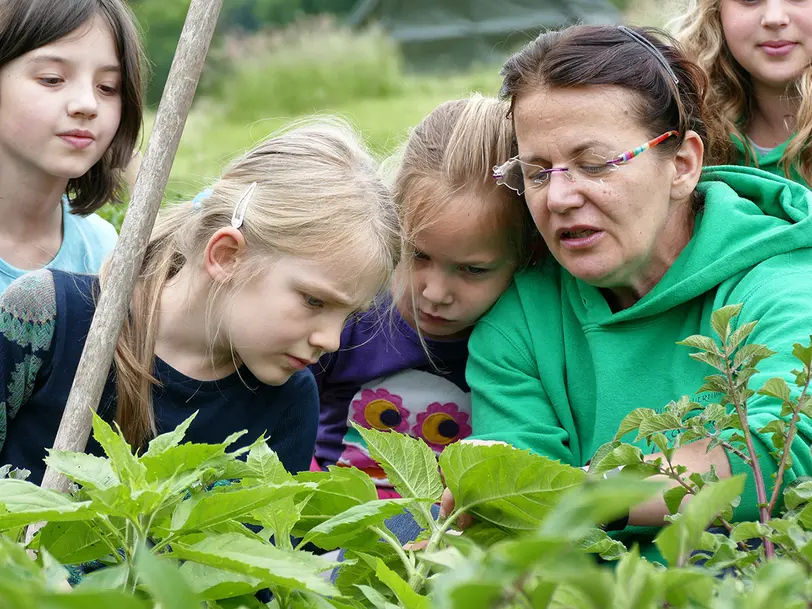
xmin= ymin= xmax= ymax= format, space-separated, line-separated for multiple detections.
xmin=100 ymin=0 xmax=681 ymax=228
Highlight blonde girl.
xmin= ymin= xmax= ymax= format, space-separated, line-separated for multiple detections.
xmin=311 ymin=95 xmax=536 ymax=505
xmin=674 ymin=0 xmax=812 ymax=186
xmin=0 ymin=118 xmax=401 ymax=484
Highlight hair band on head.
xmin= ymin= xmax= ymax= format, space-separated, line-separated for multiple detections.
xmin=231 ymin=182 xmax=257 ymax=229
xmin=618 ymin=26 xmax=679 ymax=86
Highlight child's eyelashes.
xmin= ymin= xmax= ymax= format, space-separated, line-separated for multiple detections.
xmin=303 ymin=294 xmax=325 ymax=309
xmin=98 ymin=84 xmax=120 ymax=96
xmin=36 ymin=76 xmax=63 ymax=87
xmin=413 ymin=250 xmax=492 ymax=277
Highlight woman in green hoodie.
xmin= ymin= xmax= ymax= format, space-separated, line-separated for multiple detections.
xmin=674 ymin=0 xmax=811 ymax=187
xmin=453 ymin=24 xmax=812 ymax=554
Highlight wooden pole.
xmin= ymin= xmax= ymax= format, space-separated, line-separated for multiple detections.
xmin=39 ymin=0 xmax=224 ymax=494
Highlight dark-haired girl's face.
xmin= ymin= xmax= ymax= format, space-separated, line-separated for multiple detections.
xmin=512 ymin=85 xmax=695 ymax=298
xmin=0 ymin=15 xmax=122 ymax=186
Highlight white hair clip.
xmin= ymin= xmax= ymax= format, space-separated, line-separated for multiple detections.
xmin=231 ymin=182 xmax=257 ymax=229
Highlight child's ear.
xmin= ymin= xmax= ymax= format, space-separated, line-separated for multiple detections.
xmin=670 ymin=130 xmax=704 ymax=202
xmin=203 ymin=227 xmax=246 ymax=282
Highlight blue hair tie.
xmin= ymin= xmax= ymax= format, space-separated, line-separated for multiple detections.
xmin=192 ymin=188 xmax=213 ymax=210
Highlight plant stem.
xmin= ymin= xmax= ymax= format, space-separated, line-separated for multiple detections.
xmin=724 ymin=357 xmax=775 ymax=559
xmin=407 ymin=508 xmax=459 ymax=591
xmin=371 ymin=525 xmax=418 ymax=582
xmin=91 ymin=519 xmax=126 ymax=564
xmin=768 ymin=374 xmax=812 ymax=514
xmin=717 ymin=516 xmax=753 ymax=554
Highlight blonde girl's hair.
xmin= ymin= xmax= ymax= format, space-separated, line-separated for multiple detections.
xmin=102 ymin=117 xmax=401 ymax=448
xmin=394 ymin=94 xmax=537 ymax=264
xmin=672 ymin=0 xmax=812 ymax=184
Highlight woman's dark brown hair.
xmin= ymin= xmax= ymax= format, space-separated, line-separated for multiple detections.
xmin=0 ymin=0 xmax=144 ymax=215
xmin=500 ymin=25 xmax=709 ymax=163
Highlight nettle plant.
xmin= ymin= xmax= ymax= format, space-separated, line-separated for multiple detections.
xmin=1 ymin=303 xmax=812 ymax=608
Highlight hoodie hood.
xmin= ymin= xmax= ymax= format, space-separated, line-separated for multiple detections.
xmin=609 ymin=165 xmax=812 ymax=322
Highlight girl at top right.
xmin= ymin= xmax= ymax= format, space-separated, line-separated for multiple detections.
xmin=675 ymin=0 xmax=812 ymax=187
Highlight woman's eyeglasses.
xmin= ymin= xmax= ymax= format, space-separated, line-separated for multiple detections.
xmin=493 ymin=130 xmax=679 ymax=195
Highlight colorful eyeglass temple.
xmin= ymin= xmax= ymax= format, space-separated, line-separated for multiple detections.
xmin=610 ymin=130 xmax=679 ymax=165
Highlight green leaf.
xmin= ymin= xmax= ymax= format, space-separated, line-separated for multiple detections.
xmin=728 ymin=320 xmax=758 ymax=352
xmin=732 ymin=344 xmax=776 ymax=370
xmin=589 ymin=443 xmax=645 ymax=474
xmin=730 ymin=521 xmax=771 ymax=542
xmin=701 ymin=403 xmax=726 ymax=422
xmin=292 ymin=467 xmax=378 ymax=536
xmin=758 ymin=420 xmax=787 ymax=451
xmin=352 ymin=424 xmax=443 ymax=503
xmin=34 ymin=591 xmax=150 ymax=609
xmin=39 ymin=519 xmax=114 ymax=564
xmin=301 ymin=498 xmax=423 ymax=550
xmin=757 ymin=377 xmax=792 ymax=403
xmin=180 ymin=561 xmax=263 ymax=600
xmin=356 ymin=585 xmax=400 ymax=609
xmin=440 ymin=442 xmax=585 ymax=531
xmin=663 ymin=486 xmax=689 ymax=515
xmin=140 ymin=431 xmax=247 ymax=482
xmin=677 ymin=335 xmax=721 ymax=354
xmin=75 ymin=564 xmax=130 ymax=591
xmin=661 ymin=569 xmax=716 ymax=608
xmin=710 ymin=304 xmax=742 ymax=341
xmin=792 ymin=340 xmax=812 ymax=368
xmin=44 ymin=451 xmax=119 ymax=491
xmin=373 ymin=557 xmax=429 ymax=609
xmin=172 ymin=533 xmax=339 ymax=596
xmin=86 ymin=483 xmax=164 ymax=522
xmin=540 ymin=476 xmax=659 ymax=538
xmin=0 ymin=480 xmax=92 ymax=529
xmin=577 ymin=528 xmax=627 ymax=561
xmin=636 ymin=412 xmax=684 ymax=441
xmin=134 ymin=546 xmax=200 ymax=609
xmin=335 ymin=545 xmax=405 ymax=601
xmin=244 ymin=439 xmax=292 ymax=485
xmin=784 ymin=480 xmax=812 ymax=510
xmin=252 ymin=495 xmax=303 ymax=548
xmin=143 ymin=412 xmax=197 ymax=458
xmin=689 ymin=351 xmax=726 ymax=371
xmin=613 ymin=408 xmax=656 ymax=441
xmin=91 ymin=413 xmax=146 ymax=487
xmin=171 ymin=482 xmax=310 ymax=533
xmin=655 ymin=474 xmax=745 ymax=566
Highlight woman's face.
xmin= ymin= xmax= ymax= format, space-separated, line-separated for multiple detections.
xmin=512 ymin=85 xmax=696 ymax=294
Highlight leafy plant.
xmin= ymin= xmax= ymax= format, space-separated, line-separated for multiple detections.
xmin=3 ymin=304 xmax=812 ymax=607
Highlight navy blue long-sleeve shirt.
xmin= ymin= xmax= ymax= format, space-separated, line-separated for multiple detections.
xmin=0 ymin=269 xmax=318 ymax=484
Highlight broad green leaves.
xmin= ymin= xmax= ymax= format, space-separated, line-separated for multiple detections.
xmin=172 ymin=533 xmax=340 ymax=596
xmin=655 ymin=475 xmax=746 ymax=566
xmin=0 ymin=480 xmax=92 ymax=529
xmin=440 ymin=441 xmax=585 ymax=531
xmin=301 ymin=498 xmax=423 ymax=550
xmin=353 ymin=424 xmax=443 ymax=502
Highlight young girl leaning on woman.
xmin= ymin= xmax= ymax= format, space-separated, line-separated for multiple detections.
xmin=0 ymin=0 xmax=144 ymax=293
xmin=674 ymin=0 xmax=812 ymax=186
xmin=311 ymin=95 xmax=537 ymax=498
xmin=0 ymin=119 xmax=401 ymax=484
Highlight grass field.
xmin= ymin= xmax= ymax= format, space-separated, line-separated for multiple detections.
xmin=99 ymin=0 xmax=684 ymax=228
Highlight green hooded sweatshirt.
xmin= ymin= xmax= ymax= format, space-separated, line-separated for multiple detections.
xmin=731 ymin=133 xmax=808 ymax=188
xmin=467 ymin=165 xmax=812 ymax=560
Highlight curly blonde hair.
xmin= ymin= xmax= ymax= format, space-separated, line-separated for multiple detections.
xmin=673 ymin=0 xmax=812 ymax=184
